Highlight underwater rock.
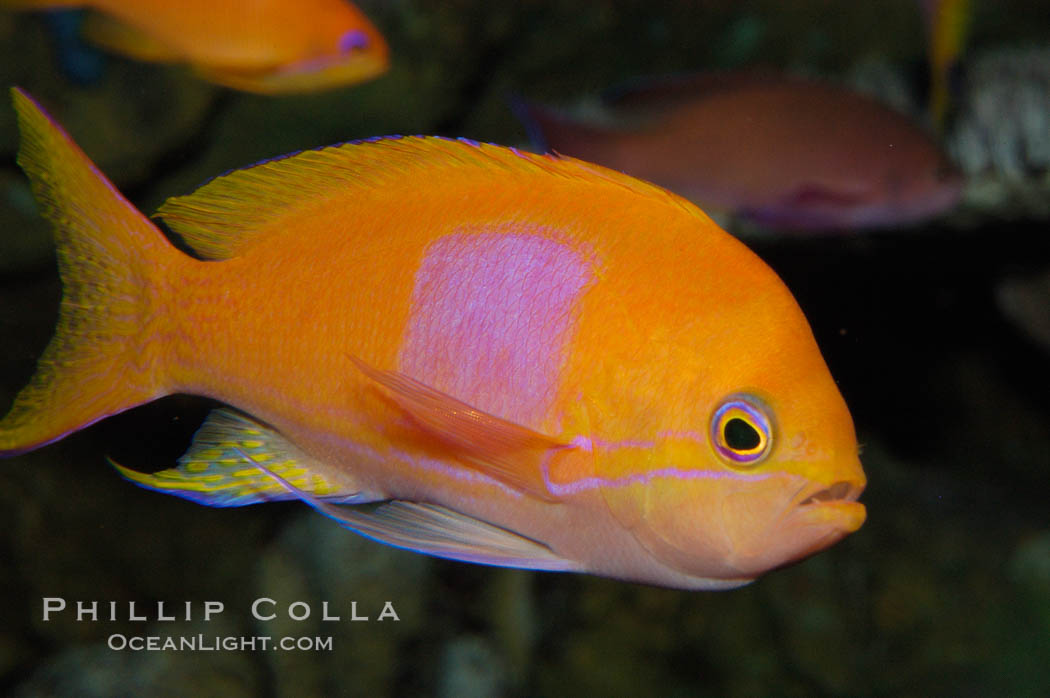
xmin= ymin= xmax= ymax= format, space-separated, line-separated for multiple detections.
xmin=533 ymin=580 xmax=711 ymax=696
xmin=484 ymin=569 xmax=536 ymax=685
xmin=946 ymin=46 xmax=1050 ymax=220
xmin=949 ymin=46 xmax=1050 ymax=177
xmin=253 ymin=512 xmax=430 ymax=698
xmin=997 ymin=268 xmax=1050 ymax=354
xmin=759 ymin=553 xmax=866 ymax=694
xmin=438 ymin=635 xmax=506 ymax=698
xmin=1009 ymin=531 xmax=1050 ymax=593
xmin=12 ymin=616 xmax=259 ymax=698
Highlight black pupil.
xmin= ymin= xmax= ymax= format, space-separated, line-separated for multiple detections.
xmin=725 ymin=418 xmax=761 ymax=451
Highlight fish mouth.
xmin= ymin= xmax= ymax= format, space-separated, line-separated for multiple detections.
xmin=798 ymin=480 xmax=863 ymax=506
xmin=793 ymin=479 xmax=866 ymax=533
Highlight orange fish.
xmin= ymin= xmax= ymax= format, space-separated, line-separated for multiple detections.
xmin=517 ymin=73 xmax=963 ymax=232
xmin=919 ymin=0 xmax=972 ymax=129
xmin=3 ymin=0 xmax=389 ymax=94
xmin=0 ymin=88 xmax=866 ymax=590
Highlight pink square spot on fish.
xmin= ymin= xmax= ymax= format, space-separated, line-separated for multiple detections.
xmin=399 ymin=228 xmax=595 ymax=426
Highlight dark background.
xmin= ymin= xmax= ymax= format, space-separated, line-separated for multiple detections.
xmin=1 ymin=1 xmax=1048 ymax=695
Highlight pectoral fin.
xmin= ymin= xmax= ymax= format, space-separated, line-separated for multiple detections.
xmin=238 ymin=447 xmax=578 ymax=571
xmin=350 ymin=355 xmax=571 ymax=501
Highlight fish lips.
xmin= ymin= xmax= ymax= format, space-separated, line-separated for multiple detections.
xmin=792 ymin=479 xmax=867 ymax=534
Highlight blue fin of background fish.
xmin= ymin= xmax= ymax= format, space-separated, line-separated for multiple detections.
xmin=45 ymin=10 xmax=105 ymax=86
xmin=113 ymin=408 xmax=365 ymax=507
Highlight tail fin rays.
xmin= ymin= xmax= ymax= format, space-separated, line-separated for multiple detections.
xmin=0 ymin=88 xmax=180 ymax=455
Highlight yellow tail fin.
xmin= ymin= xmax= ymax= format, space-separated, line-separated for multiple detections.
xmin=0 ymin=88 xmax=181 ymax=455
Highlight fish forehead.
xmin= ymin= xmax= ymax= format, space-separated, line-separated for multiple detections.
xmin=398 ymin=227 xmax=595 ymax=425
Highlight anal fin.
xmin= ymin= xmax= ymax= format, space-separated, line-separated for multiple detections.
xmin=114 ymin=408 xmax=365 ymax=507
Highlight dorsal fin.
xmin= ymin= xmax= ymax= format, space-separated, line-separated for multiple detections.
xmin=153 ymin=135 xmax=692 ymax=260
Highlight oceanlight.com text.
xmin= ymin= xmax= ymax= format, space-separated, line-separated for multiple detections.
xmin=107 ymin=633 xmax=334 ymax=652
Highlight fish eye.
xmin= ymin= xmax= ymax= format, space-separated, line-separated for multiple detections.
xmin=710 ymin=395 xmax=773 ymax=466
xmin=338 ymin=29 xmax=370 ymax=53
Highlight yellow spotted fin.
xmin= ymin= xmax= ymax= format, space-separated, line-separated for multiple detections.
xmin=113 ymin=409 xmax=367 ymax=507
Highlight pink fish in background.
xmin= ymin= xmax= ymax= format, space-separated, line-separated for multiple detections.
xmin=516 ymin=72 xmax=964 ymax=232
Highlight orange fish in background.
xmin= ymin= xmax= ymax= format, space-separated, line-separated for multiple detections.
xmin=516 ymin=72 xmax=964 ymax=232
xmin=0 ymin=88 xmax=865 ymax=590
xmin=2 ymin=0 xmax=389 ymax=94
xmin=919 ymin=0 xmax=972 ymax=130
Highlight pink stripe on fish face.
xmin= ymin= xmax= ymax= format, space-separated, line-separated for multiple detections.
xmin=399 ymin=228 xmax=594 ymax=426
xmin=544 ymin=465 xmax=774 ymax=497
xmin=546 ymin=433 xmax=772 ymax=496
